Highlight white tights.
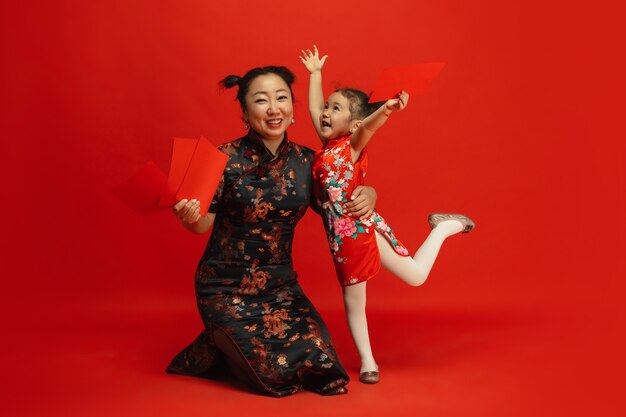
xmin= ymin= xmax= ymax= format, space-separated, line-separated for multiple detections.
xmin=342 ymin=220 xmax=464 ymax=373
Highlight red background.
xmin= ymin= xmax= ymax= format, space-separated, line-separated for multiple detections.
xmin=2 ymin=1 xmax=624 ymax=416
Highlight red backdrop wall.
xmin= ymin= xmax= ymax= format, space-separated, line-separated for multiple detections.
xmin=2 ymin=1 xmax=624 ymax=416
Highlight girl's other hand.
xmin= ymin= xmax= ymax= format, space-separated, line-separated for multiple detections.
xmin=173 ymin=198 xmax=202 ymax=224
xmin=298 ymin=44 xmax=328 ymax=73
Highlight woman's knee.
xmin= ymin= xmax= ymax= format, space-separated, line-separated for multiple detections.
xmin=213 ymin=328 xmax=261 ymax=389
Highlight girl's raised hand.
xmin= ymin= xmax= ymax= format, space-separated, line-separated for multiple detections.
xmin=383 ymin=90 xmax=410 ymax=115
xmin=298 ymin=44 xmax=328 ymax=73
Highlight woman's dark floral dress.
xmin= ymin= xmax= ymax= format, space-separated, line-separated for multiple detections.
xmin=166 ymin=131 xmax=349 ymax=397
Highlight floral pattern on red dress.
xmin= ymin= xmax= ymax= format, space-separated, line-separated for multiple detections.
xmin=313 ymin=134 xmax=409 ymax=286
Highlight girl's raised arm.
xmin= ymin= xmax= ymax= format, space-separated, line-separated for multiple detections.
xmin=350 ymin=91 xmax=409 ymax=159
xmin=299 ymin=45 xmax=328 ymax=144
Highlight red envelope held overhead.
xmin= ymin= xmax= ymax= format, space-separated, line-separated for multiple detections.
xmin=369 ymin=62 xmax=445 ymax=102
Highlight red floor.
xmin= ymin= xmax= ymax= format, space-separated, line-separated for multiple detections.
xmin=5 ymin=293 xmax=622 ymax=417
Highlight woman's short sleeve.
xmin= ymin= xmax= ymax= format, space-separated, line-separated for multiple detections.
xmin=208 ymin=144 xmax=231 ymax=214
xmin=208 ymin=172 xmax=226 ymax=214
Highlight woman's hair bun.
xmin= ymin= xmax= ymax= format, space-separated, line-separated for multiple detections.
xmin=221 ymin=75 xmax=241 ymax=89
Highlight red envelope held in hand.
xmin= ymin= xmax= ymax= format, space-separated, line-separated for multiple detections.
xmin=174 ymin=136 xmax=227 ymax=216
xmin=158 ymin=137 xmax=200 ymax=207
xmin=115 ymin=136 xmax=227 ymax=216
xmin=369 ymin=62 xmax=445 ymax=102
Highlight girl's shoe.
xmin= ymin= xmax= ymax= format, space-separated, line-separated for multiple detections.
xmin=359 ymin=368 xmax=380 ymax=384
xmin=428 ymin=213 xmax=475 ymax=233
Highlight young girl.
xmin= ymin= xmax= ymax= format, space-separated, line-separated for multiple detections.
xmin=299 ymin=45 xmax=475 ymax=384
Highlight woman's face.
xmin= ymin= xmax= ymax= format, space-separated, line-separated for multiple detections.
xmin=243 ymin=74 xmax=294 ymax=141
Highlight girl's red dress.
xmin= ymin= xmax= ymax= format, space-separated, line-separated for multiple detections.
xmin=313 ymin=134 xmax=409 ymax=286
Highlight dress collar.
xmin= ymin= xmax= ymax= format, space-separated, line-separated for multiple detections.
xmin=325 ymin=133 xmax=351 ymax=148
xmin=247 ymin=129 xmax=291 ymax=161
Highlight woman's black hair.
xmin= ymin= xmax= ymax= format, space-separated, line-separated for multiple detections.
xmin=335 ymin=88 xmax=384 ymax=120
xmin=220 ymin=66 xmax=296 ymax=111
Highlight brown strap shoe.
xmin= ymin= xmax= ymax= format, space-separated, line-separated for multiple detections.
xmin=359 ymin=370 xmax=380 ymax=384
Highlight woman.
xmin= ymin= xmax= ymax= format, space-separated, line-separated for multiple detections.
xmin=166 ymin=66 xmax=378 ymax=397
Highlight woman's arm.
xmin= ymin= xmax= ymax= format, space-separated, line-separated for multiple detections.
xmin=350 ymin=91 xmax=409 ymax=162
xmin=299 ymin=45 xmax=328 ymax=144
xmin=173 ymin=198 xmax=216 ymax=234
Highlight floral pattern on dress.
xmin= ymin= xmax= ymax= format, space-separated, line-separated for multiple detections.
xmin=312 ymin=135 xmax=409 ymax=286
xmin=167 ymin=131 xmax=349 ymax=397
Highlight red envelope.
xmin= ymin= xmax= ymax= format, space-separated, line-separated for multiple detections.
xmin=174 ymin=136 xmax=228 ymax=216
xmin=113 ymin=160 xmax=169 ymax=215
xmin=158 ymin=137 xmax=199 ymax=207
xmin=368 ymin=62 xmax=446 ymax=102
xmin=115 ymin=136 xmax=227 ymax=216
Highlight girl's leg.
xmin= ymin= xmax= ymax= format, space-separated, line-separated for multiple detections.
xmin=375 ymin=220 xmax=464 ymax=286
xmin=342 ymin=282 xmax=378 ymax=374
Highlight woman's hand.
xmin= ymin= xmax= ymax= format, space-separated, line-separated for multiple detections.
xmin=344 ymin=186 xmax=377 ymax=219
xmin=299 ymin=44 xmax=328 ymax=74
xmin=173 ymin=199 xmax=216 ymax=234
xmin=173 ymin=199 xmax=201 ymax=224
xmin=383 ymin=91 xmax=410 ymax=116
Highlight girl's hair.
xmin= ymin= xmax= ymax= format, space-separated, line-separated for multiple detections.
xmin=336 ymin=88 xmax=385 ymax=120
xmin=220 ymin=66 xmax=296 ymax=111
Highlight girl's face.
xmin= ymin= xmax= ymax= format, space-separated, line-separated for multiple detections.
xmin=243 ymin=74 xmax=294 ymax=141
xmin=320 ymin=92 xmax=359 ymax=140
